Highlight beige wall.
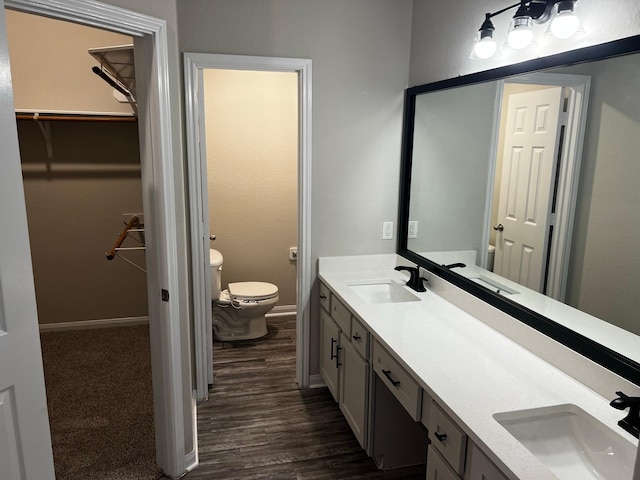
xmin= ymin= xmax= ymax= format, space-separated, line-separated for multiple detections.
xmin=204 ymin=69 xmax=298 ymax=306
xmin=19 ymin=120 xmax=147 ymax=324
xmin=6 ymin=9 xmax=132 ymax=114
xmin=7 ymin=10 xmax=147 ymax=325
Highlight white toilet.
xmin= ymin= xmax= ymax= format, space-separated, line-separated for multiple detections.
xmin=209 ymin=248 xmax=279 ymax=341
xmin=487 ymin=244 xmax=495 ymax=272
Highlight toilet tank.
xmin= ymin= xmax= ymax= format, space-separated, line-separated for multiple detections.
xmin=209 ymin=249 xmax=223 ymax=300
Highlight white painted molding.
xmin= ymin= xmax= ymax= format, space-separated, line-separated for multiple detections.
xmin=267 ymin=305 xmax=297 ymax=317
xmin=39 ymin=316 xmax=149 ymax=332
xmin=307 ymin=374 xmax=326 ymax=389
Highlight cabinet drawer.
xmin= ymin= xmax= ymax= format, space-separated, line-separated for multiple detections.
xmin=371 ymin=340 xmax=422 ymax=421
xmin=426 ymin=446 xmax=459 ymax=480
xmin=428 ymin=402 xmax=467 ymax=475
xmin=330 ymin=294 xmax=351 ymax=332
xmin=319 ymin=282 xmax=330 ymax=312
xmin=350 ymin=316 xmax=369 ymax=360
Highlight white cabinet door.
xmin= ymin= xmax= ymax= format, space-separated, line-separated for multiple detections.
xmin=427 ymin=447 xmax=460 ymax=480
xmin=465 ymin=444 xmax=508 ymax=480
xmin=0 ymin=8 xmax=55 ymax=479
xmin=320 ymin=309 xmax=341 ymax=401
xmin=339 ymin=333 xmax=368 ymax=448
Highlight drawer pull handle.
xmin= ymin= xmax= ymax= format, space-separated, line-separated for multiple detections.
xmin=352 ymin=334 xmax=361 ymax=341
xmin=382 ymin=369 xmax=400 ymax=387
xmin=320 ymin=293 xmax=327 ymax=300
xmin=335 ymin=346 xmax=342 ymax=368
xmin=434 ymin=432 xmax=447 ymax=442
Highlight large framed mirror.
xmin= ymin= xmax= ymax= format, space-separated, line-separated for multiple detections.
xmin=398 ymin=35 xmax=640 ymax=386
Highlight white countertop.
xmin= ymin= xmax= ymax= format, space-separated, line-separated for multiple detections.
xmin=318 ymin=254 xmax=638 ymax=480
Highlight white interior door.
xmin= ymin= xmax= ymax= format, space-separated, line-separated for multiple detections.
xmin=0 ymin=7 xmax=55 ymax=478
xmin=494 ymin=86 xmax=564 ymax=292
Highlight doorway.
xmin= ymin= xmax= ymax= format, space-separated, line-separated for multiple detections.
xmin=6 ymin=9 xmax=157 ymax=477
xmin=1 ymin=0 xmax=191 ymax=477
xmin=485 ymin=72 xmax=591 ymax=302
xmin=184 ymin=53 xmax=312 ymax=401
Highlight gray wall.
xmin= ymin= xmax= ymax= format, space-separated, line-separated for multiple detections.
xmin=409 ymin=81 xmax=496 ymax=256
xmin=559 ymin=55 xmax=640 ymax=335
xmin=178 ymin=0 xmax=413 ymax=375
xmin=409 ymin=0 xmax=640 ymax=86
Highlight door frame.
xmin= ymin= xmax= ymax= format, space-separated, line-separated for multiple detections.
xmin=483 ymin=72 xmax=591 ymax=301
xmin=184 ymin=53 xmax=312 ymax=398
xmin=3 ymin=0 xmax=191 ymax=477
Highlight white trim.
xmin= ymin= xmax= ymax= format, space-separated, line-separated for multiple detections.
xmin=308 ymin=374 xmax=326 ymax=389
xmin=183 ymin=53 xmax=313 ymax=398
xmin=484 ymin=73 xmax=590 ymax=301
xmin=39 ymin=316 xmax=149 ymax=332
xmin=266 ymin=305 xmax=297 ymax=317
xmin=5 ymin=1 xmax=189 ymax=478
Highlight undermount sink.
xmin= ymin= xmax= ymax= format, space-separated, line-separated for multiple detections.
xmin=349 ymin=280 xmax=420 ymax=304
xmin=494 ymin=404 xmax=636 ymax=480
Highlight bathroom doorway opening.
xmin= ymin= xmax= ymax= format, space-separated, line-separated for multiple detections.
xmin=484 ymin=72 xmax=590 ymax=303
xmin=184 ymin=53 xmax=312 ymax=401
xmin=204 ymin=68 xmax=298 ymax=313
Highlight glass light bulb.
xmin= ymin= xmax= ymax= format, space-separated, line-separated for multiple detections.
xmin=550 ymin=10 xmax=580 ymax=39
xmin=473 ymin=36 xmax=498 ymax=59
xmin=507 ymin=17 xmax=534 ymax=49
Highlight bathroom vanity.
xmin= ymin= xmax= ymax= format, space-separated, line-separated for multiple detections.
xmin=318 ymin=254 xmax=638 ymax=480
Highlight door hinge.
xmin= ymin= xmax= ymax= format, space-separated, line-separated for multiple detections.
xmin=161 ymin=289 xmax=170 ymax=302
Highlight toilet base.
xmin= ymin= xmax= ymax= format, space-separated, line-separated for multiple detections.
xmin=212 ymin=307 xmax=269 ymax=341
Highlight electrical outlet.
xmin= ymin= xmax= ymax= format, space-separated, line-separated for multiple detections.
xmin=408 ymin=221 xmax=418 ymax=239
xmin=289 ymin=247 xmax=298 ymax=261
xmin=382 ymin=221 xmax=394 ymax=240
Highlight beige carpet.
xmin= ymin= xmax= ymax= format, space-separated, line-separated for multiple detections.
xmin=40 ymin=325 xmax=163 ymax=480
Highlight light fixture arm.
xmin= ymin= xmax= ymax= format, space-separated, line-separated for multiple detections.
xmin=485 ymin=0 xmax=577 ymax=24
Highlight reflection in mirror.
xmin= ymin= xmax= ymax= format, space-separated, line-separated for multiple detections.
xmin=401 ymin=38 xmax=640 ymax=384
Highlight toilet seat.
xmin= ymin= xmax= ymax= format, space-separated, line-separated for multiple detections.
xmin=228 ymin=281 xmax=278 ymax=301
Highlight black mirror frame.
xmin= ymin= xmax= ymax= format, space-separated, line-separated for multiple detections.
xmin=398 ymin=35 xmax=640 ymax=386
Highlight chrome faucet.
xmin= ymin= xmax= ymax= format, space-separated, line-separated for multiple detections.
xmin=610 ymin=391 xmax=640 ymax=438
xmin=394 ymin=265 xmax=427 ymax=292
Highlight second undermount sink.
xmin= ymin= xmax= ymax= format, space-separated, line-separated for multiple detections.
xmin=349 ymin=280 xmax=420 ymax=304
xmin=494 ymin=404 xmax=636 ymax=480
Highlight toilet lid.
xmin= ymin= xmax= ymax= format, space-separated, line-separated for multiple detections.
xmin=228 ymin=281 xmax=278 ymax=300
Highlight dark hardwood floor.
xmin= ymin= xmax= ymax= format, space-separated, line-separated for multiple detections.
xmin=185 ymin=316 xmax=426 ymax=479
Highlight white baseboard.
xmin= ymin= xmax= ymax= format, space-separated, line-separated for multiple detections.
xmin=308 ymin=374 xmax=326 ymax=389
xmin=39 ymin=316 xmax=149 ymax=332
xmin=266 ymin=304 xmax=297 ymax=318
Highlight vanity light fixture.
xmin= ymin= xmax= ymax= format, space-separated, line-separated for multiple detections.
xmin=472 ymin=0 xmax=581 ymax=59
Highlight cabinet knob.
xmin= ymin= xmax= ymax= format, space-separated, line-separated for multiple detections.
xmin=320 ymin=294 xmax=326 ymax=300
xmin=434 ymin=431 xmax=447 ymax=442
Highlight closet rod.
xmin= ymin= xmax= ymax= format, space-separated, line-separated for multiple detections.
xmin=15 ymin=112 xmax=136 ymax=122
xmin=106 ymin=215 xmax=139 ymax=260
